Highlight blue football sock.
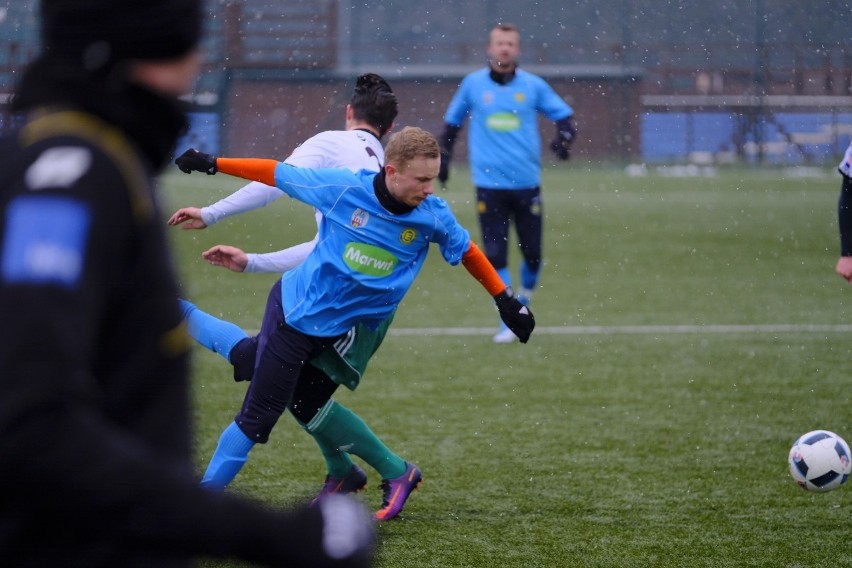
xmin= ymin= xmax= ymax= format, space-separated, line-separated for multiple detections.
xmin=179 ymin=298 xmax=249 ymax=361
xmin=200 ymin=421 xmax=255 ymax=491
xmin=519 ymin=260 xmax=539 ymax=292
xmin=496 ymin=267 xmax=512 ymax=289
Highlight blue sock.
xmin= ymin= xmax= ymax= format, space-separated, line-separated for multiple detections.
xmin=496 ymin=267 xmax=512 ymax=289
xmin=520 ymin=260 xmax=539 ymax=291
xmin=200 ymin=421 xmax=255 ymax=491
xmin=179 ymin=298 xmax=249 ymax=361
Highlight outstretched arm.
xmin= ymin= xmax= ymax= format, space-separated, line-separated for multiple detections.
xmin=461 ymin=240 xmax=507 ymax=295
xmin=461 ymin=241 xmax=535 ymax=343
xmin=244 ymin=238 xmax=318 ymax=273
xmin=175 ymin=149 xmax=278 ymax=186
xmin=215 ymin=157 xmax=278 ymax=185
xmin=167 ymin=183 xmax=285 ymax=230
xmin=202 ymin=236 xmax=319 ymax=274
xmin=201 ymin=181 xmax=284 ymax=226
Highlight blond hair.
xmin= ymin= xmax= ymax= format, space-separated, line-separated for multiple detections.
xmin=384 ymin=126 xmax=439 ymax=170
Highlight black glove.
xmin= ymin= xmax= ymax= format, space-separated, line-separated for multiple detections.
xmin=437 ymin=123 xmax=461 ymax=190
xmin=550 ymin=137 xmax=571 ymax=161
xmin=494 ymin=288 xmax=535 ymax=343
xmin=550 ymin=117 xmax=577 ymax=161
xmin=438 ymin=149 xmax=451 ymax=188
xmin=175 ymin=148 xmax=217 ymax=175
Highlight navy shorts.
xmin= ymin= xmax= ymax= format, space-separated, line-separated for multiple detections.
xmin=475 ymin=186 xmax=542 ymax=271
xmin=233 ymin=279 xmax=343 ymax=443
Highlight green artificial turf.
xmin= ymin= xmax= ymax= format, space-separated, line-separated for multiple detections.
xmin=161 ymin=163 xmax=851 ymax=567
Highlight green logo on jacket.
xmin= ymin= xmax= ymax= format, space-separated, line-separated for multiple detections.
xmin=343 ymin=243 xmax=397 ymax=276
xmin=486 ymin=112 xmax=521 ymax=131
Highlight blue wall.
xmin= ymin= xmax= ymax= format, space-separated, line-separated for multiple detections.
xmin=175 ymin=112 xmax=220 ymax=156
xmin=641 ymin=112 xmax=852 ymax=165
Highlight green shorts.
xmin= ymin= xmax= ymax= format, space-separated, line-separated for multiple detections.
xmin=308 ymin=312 xmax=394 ymax=391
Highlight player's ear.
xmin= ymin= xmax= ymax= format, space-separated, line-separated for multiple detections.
xmin=384 ymin=163 xmax=401 ymax=188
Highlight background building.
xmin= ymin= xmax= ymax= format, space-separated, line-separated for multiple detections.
xmin=1 ymin=0 xmax=850 ymax=164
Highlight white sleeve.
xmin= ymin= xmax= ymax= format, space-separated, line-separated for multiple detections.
xmin=200 ymin=181 xmax=284 ymax=226
xmin=840 ymin=141 xmax=852 ymax=177
xmin=244 ymin=236 xmax=319 ymax=273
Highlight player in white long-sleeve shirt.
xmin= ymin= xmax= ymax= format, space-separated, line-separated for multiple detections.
xmin=196 ymin=124 xmax=383 ymax=270
xmin=172 ymin=74 xmax=417 ymax=519
xmin=836 ymin=141 xmax=852 ymax=282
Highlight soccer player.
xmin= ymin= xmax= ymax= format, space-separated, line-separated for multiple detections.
xmin=171 ymin=74 xmax=428 ymax=520
xmin=836 ymin=140 xmax=852 ymax=283
xmin=172 ymin=126 xmax=536 ymax=521
xmin=437 ymin=22 xmax=577 ymax=343
xmin=0 ymin=0 xmax=374 ymax=565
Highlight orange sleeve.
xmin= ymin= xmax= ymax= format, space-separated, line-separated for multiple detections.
xmin=215 ymin=158 xmax=278 ymax=187
xmin=461 ymin=240 xmax=507 ymax=296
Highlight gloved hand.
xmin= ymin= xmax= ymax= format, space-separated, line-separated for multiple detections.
xmin=494 ymin=288 xmax=535 ymax=343
xmin=550 ymin=136 xmax=572 ymax=161
xmin=438 ymin=150 xmax=451 ymax=189
xmin=550 ymin=117 xmax=577 ymax=161
xmin=175 ymin=148 xmax=217 ymax=175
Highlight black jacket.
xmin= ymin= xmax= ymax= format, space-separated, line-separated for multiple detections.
xmin=0 ymin=60 xmax=349 ymax=567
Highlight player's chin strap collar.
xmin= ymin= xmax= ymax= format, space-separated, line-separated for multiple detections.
xmin=489 ymin=66 xmax=517 ymax=85
xmin=373 ymin=170 xmax=414 ymax=215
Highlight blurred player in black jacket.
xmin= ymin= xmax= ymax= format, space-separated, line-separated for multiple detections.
xmin=0 ymin=1 xmax=373 ymax=566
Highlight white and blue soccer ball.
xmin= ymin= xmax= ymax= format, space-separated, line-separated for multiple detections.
xmin=788 ymin=430 xmax=851 ymax=492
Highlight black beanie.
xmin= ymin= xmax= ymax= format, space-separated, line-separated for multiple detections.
xmin=40 ymin=0 xmax=203 ymax=65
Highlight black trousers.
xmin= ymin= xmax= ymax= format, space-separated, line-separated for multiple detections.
xmin=232 ymin=279 xmax=342 ymax=442
xmin=475 ymin=186 xmax=542 ymax=272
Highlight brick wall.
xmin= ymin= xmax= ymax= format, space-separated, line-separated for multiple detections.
xmin=222 ymin=73 xmax=642 ymax=162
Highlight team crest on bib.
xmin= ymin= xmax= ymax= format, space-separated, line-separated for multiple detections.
xmin=350 ymin=208 xmax=369 ymax=228
xmin=400 ymin=228 xmax=417 ymax=245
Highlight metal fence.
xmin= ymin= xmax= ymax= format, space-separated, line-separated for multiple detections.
xmin=2 ymin=0 xmax=851 ymax=164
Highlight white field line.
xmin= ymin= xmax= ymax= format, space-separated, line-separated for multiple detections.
xmin=240 ymin=324 xmax=852 ymax=337
xmin=387 ymin=324 xmax=852 ymax=337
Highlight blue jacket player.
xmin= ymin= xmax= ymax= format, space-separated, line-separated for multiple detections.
xmin=438 ymin=22 xmax=577 ymax=343
xmin=169 ymin=74 xmax=421 ymax=520
xmin=174 ymin=126 xmax=535 ymax=519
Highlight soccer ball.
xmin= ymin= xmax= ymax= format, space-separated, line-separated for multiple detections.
xmin=788 ymin=430 xmax=851 ymax=492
